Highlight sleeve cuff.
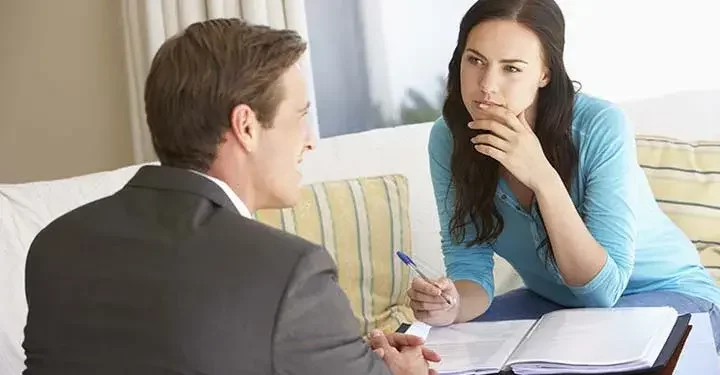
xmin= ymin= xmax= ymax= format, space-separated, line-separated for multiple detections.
xmin=447 ymin=272 xmax=495 ymax=301
xmin=567 ymin=258 xmax=614 ymax=297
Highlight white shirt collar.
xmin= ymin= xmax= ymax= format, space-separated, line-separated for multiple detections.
xmin=189 ymin=170 xmax=253 ymax=219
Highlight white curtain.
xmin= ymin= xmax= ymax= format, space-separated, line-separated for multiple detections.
xmin=121 ymin=0 xmax=317 ymax=163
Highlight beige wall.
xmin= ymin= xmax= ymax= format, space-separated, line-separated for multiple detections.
xmin=0 ymin=0 xmax=133 ymax=183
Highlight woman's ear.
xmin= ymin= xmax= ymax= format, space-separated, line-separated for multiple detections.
xmin=539 ymin=68 xmax=551 ymax=88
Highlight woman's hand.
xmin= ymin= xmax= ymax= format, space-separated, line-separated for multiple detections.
xmin=469 ymin=104 xmax=556 ymax=191
xmin=407 ymin=277 xmax=460 ymax=326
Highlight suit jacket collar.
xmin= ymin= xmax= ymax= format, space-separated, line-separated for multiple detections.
xmin=125 ymin=165 xmax=240 ymax=215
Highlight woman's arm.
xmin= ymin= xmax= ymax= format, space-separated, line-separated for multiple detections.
xmin=532 ymin=106 xmax=637 ymax=307
xmin=428 ymin=119 xmax=496 ymax=321
xmin=471 ymin=103 xmax=637 ymax=307
xmin=454 ymin=280 xmax=491 ymax=323
xmin=534 ymin=173 xmax=609 ymax=285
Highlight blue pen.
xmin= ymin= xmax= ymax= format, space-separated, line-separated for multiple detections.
xmin=396 ymin=251 xmax=454 ymax=305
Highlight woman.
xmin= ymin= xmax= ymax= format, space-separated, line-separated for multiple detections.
xmin=408 ymin=0 xmax=720 ymax=351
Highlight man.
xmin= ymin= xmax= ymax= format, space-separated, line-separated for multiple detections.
xmin=22 ymin=19 xmax=438 ymax=374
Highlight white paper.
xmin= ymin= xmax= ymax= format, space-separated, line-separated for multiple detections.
xmin=507 ymin=306 xmax=678 ymax=374
xmin=404 ymin=321 xmax=431 ymax=340
xmin=421 ymin=319 xmax=536 ymax=374
xmin=412 ymin=306 xmax=679 ymax=375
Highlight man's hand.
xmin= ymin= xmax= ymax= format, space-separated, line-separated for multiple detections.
xmin=368 ymin=331 xmax=441 ymax=363
xmin=367 ymin=330 xmax=440 ymax=374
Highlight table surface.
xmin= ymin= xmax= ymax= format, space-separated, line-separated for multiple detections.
xmin=673 ymin=312 xmax=718 ymax=374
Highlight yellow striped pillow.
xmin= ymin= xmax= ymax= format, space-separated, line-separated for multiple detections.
xmin=255 ymin=174 xmax=414 ymax=335
xmin=636 ymin=135 xmax=720 ymax=282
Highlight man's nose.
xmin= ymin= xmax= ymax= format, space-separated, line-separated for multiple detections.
xmin=305 ymin=131 xmax=317 ymax=151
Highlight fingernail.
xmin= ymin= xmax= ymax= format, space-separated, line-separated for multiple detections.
xmin=370 ymin=329 xmax=382 ymax=338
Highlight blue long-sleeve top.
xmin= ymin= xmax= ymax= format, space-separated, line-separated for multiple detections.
xmin=428 ymin=92 xmax=720 ymax=308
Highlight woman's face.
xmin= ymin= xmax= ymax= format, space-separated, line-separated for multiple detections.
xmin=460 ymin=19 xmax=550 ymax=120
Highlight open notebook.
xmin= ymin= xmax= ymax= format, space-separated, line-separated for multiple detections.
xmin=404 ymin=306 xmax=686 ymax=375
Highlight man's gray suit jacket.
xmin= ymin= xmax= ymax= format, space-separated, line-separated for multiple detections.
xmin=22 ymin=165 xmax=392 ymax=375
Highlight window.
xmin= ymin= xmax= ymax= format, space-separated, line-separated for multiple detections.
xmin=304 ymin=0 xmax=476 ymax=137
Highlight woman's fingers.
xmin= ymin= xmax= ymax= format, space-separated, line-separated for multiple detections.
xmin=409 ymin=299 xmax=450 ymax=312
xmin=471 ymin=133 xmax=510 ymax=151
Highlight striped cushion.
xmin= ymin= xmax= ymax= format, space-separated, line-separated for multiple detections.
xmin=636 ymin=135 xmax=720 ymax=282
xmin=255 ymin=174 xmax=414 ymax=335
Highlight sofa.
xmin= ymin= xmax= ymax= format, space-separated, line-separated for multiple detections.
xmin=1 ymin=121 xmax=719 ymax=373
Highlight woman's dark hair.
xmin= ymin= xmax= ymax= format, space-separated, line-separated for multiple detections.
xmin=443 ymin=0 xmax=579 ymax=261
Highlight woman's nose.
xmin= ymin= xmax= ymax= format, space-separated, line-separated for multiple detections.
xmin=478 ymin=70 xmax=499 ymax=94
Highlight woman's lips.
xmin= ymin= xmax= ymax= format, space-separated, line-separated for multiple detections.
xmin=473 ymin=100 xmax=503 ymax=107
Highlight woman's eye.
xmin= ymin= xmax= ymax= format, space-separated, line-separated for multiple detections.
xmin=505 ymin=65 xmax=521 ymax=73
xmin=466 ymin=56 xmax=483 ymax=65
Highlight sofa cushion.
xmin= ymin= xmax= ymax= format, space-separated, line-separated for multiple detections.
xmin=255 ymin=174 xmax=414 ymax=335
xmin=636 ymin=135 xmax=720 ymax=281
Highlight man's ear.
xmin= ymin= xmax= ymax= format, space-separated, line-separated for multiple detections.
xmin=229 ymin=104 xmax=260 ymax=153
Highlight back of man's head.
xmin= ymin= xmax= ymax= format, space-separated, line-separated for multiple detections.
xmin=144 ymin=18 xmax=307 ymax=172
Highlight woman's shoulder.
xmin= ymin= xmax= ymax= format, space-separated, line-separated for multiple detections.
xmin=571 ymin=92 xmax=634 ymax=146
xmin=430 ymin=116 xmax=451 ymax=136
xmin=428 ymin=116 xmax=454 ymax=154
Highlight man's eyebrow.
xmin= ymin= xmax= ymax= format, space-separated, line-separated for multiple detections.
xmin=465 ymin=48 xmax=528 ymax=65
xmin=299 ymin=102 xmax=311 ymax=113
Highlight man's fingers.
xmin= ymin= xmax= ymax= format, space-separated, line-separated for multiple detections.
xmin=368 ymin=329 xmax=390 ymax=350
xmin=422 ymin=347 xmax=442 ymax=363
xmin=369 ymin=331 xmax=428 ymax=351
xmin=373 ymin=348 xmax=385 ymax=359
xmin=380 ymin=332 xmax=441 ymax=364
xmin=384 ymin=332 xmax=425 ymax=348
